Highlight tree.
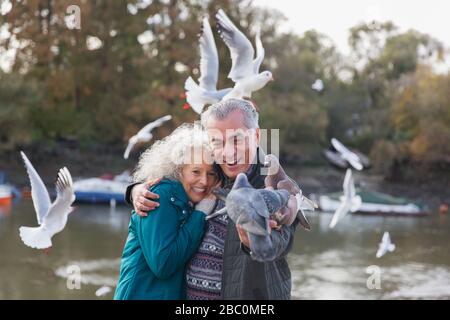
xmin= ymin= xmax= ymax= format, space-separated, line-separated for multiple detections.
xmin=344 ymin=21 xmax=444 ymax=153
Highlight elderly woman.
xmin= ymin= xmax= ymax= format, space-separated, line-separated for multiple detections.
xmin=114 ymin=124 xmax=219 ymax=300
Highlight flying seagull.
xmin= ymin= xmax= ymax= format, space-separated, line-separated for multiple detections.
xmin=215 ymin=9 xmax=273 ymax=100
xmin=311 ymin=79 xmax=324 ymax=92
xmin=124 ymin=115 xmax=172 ymax=159
xmin=331 ymin=138 xmax=364 ymax=171
xmin=19 ymin=151 xmax=76 ymax=249
xmin=95 ymin=286 xmax=112 ymax=297
xmin=329 ymin=169 xmax=362 ymax=228
xmin=184 ymin=17 xmax=232 ymax=114
xmin=376 ymin=231 xmax=396 ymax=258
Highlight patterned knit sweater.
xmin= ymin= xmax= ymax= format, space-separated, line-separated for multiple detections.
xmin=185 ymin=200 xmax=228 ymax=300
xmin=185 ymin=161 xmax=261 ymax=300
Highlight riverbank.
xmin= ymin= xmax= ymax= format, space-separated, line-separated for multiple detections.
xmin=1 ymin=146 xmax=448 ymax=211
xmin=0 ymin=143 xmax=131 ymax=186
xmin=286 ymin=165 xmax=449 ymax=213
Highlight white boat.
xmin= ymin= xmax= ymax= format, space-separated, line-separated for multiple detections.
xmin=318 ymin=190 xmax=429 ymax=216
xmin=73 ymin=177 xmax=129 ymax=204
xmin=0 ymin=184 xmax=13 ymax=205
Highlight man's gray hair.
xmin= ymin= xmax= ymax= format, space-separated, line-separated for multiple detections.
xmin=201 ymin=98 xmax=259 ymax=129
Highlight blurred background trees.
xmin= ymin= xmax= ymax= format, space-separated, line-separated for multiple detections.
xmin=0 ymin=0 xmax=448 ymax=179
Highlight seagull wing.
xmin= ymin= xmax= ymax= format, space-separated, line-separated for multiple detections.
xmin=376 ymin=244 xmax=385 ymax=258
xmin=20 ymin=151 xmax=51 ymax=225
xmin=382 ymin=232 xmax=390 ymax=245
xmin=342 ymin=169 xmax=354 ymax=198
xmin=123 ymin=141 xmax=135 ymax=159
xmin=329 ymin=201 xmax=349 ymax=229
xmin=331 ymin=138 xmax=352 ymax=155
xmin=43 ymin=167 xmax=75 ymax=235
xmin=137 ymin=115 xmax=172 ymax=136
xmin=252 ymin=28 xmax=265 ymax=74
xmin=331 ymin=138 xmax=363 ymax=170
xmin=214 ymin=87 xmax=233 ymax=100
xmin=198 ymin=17 xmax=219 ymax=91
xmin=215 ymin=9 xmax=255 ymax=82
xmin=377 ymin=232 xmax=394 ymax=258
xmin=296 ymin=194 xmax=318 ymax=211
xmin=346 ymin=155 xmax=364 ymax=171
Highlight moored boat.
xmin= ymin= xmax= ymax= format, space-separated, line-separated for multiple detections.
xmin=318 ymin=189 xmax=430 ymax=216
xmin=0 ymin=184 xmax=13 ymax=206
xmin=73 ymin=177 xmax=128 ymax=204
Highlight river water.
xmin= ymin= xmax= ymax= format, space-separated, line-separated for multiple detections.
xmin=0 ymin=200 xmax=449 ymax=300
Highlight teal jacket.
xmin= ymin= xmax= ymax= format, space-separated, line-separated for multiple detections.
xmin=114 ymin=179 xmax=207 ymax=300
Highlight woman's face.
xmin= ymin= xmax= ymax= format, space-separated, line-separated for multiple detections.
xmin=179 ymin=154 xmax=218 ymax=204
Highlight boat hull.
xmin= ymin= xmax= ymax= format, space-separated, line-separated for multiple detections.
xmin=74 ymin=191 xmax=125 ymax=204
xmin=0 ymin=185 xmax=13 ymax=205
xmin=73 ymin=178 xmax=128 ymax=204
xmin=318 ymin=190 xmax=430 ymax=216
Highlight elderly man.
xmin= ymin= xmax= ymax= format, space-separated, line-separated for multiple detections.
xmin=125 ymin=99 xmax=300 ymax=299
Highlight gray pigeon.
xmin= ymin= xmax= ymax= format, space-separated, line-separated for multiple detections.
xmin=212 ymin=173 xmax=290 ymax=235
xmin=213 ymin=173 xmax=290 ymax=262
xmin=264 ymin=154 xmax=315 ymax=230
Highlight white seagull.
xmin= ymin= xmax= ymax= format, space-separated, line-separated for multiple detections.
xmin=95 ymin=286 xmax=112 ymax=297
xmin=311 ymin=79 xmax=324 ymax=92
xmin=215 ymin=9 xmax=273 ymax=100
xmin=329 ymin=169 xmax=362 ymax=229
xmin=331 ymin=138 xmax=364 ymax=171
xmin=124 ymin=115 xmax=172 ymax=159
xmin=19 ymin=151 xmax=76 ymax=249
xmin=376 ymin=231 xmax=396 ymax=258
xmin=184 ymin=17 xmax=232 ymax=114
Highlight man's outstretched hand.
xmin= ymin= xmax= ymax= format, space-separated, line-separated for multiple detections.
xmin=131 ymin=177 xmax=162 ymax=217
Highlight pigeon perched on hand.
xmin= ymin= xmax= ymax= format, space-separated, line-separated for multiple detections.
xmin=214 ymin=173 xmax=291 ymax=261
xmin=215 ymin=9 xmax=273 ymax=100
xmin=263 ymin=154 xmax=315 ymax=230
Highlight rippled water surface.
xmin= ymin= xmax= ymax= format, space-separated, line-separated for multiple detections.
xmin=1 ymin=200 xmax=449 ymax=299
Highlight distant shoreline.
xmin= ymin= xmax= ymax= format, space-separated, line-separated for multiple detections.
xmin=1 ymin=146 xmax=448 ymax=210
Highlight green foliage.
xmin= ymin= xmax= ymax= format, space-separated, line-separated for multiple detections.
xmin=0 ymin=1 xmax=448 ymax=177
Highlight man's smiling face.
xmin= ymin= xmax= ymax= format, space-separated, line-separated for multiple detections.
xmin=205 ymin=110 xmax=260 ymax=179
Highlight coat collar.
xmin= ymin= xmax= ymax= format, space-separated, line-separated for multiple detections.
xmin=157 ymin=178 xmax=189 ymax=203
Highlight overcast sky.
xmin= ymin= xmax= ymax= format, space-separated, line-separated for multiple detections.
xmin=254 ymin=0 xmax=450 ymax=58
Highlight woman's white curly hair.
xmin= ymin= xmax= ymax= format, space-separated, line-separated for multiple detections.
xmin=132 ymin=123 xmax=213 ymax=182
